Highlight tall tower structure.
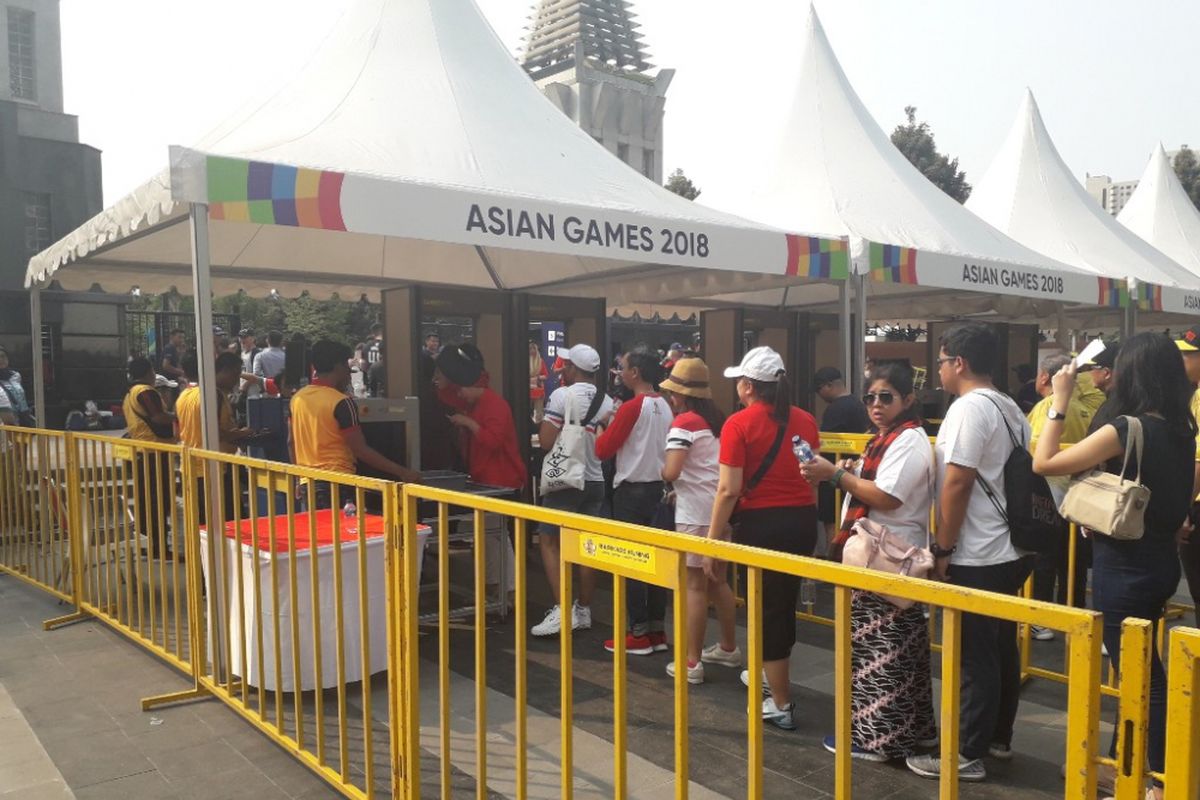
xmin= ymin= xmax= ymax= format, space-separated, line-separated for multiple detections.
xmin=520 ymin=0 xmax=673 ymax=183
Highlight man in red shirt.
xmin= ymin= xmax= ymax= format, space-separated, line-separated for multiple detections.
xmin=435 ymin=345 xmax=527 ymax=603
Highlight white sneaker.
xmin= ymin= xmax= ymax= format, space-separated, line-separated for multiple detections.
xmin=1030 ymin=625 xmax=1055 ymax=642
xmin=531 ymin=605 xmax=562 ymax=637
xmin=740 ymin=669 xmax=771 ymax=695
xmin=666 ymin=660 xmax=704 ymax=684
xmin=762 ymin=697 xmax=796 ymax=730
xmin=700 ymin=643 xmax=742 ymax=667
xmin=571 ymin=601 xmax=592 ymax=631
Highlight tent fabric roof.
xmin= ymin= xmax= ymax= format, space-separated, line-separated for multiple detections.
xmin=27 ymin=0 xmax=834 ymax=303
xmin=1117 ymin=144 xmax=1200 ymax=279
xmin=967 ymin=91 xmax=1200 ymax=306
xmin=701 ymin=6 xmax=1101 ymax=312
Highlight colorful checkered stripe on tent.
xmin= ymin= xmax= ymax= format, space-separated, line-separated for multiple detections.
xmin=784 ymin=235 xmax=849 ymax=279
xmin=1136 ymin=283 xmax=1163 ymax=312
xmin=1097 ymin=278 xmax=1128 ymax=308
xmin=868 ymin=243 xmax=918 ymax=284
xmin=206 ymin=156 xmax=346 ymax=231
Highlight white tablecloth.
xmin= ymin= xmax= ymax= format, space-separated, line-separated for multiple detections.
xmin=198 ymin=528 xmax=427 ymax=692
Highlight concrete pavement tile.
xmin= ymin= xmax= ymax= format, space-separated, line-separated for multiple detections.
xmin=238 ymin=750 xmax=334 ymax=796
xmin=0 ymin=779 xmax=74 ymax=799
xmin=45 ymin=735 xmax=155 ymax=790
xmin=19 ymin=696 xmax=118 ymax=744
xmin=72 ymin=771 xmax=177 ymax=799
xmin=145 ymin=737 xmax=247 ymax=781
xmin=166 ymin=765 xmax=293 ymax=800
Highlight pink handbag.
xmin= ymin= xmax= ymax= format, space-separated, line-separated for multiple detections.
xmin=841 ymin=518 xmax=934 ymax=609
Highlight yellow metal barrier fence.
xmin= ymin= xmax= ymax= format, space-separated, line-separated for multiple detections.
xmin=0 ymin=426 xmax=74 ymax=609
xmin=69 ymin=433 xmax=194 ymax=672
xmin=400 ymin=482 xmax=1107 ymax=800
xmin=183 ymin=448 xmax=404 ymax=800
xmin=1164 ymin=626 xmax=1200 ymax=800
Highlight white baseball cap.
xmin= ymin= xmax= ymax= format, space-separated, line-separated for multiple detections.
xmin=154 ymin=374 xmax=178 ymax=389
xmin=565 ymin=344 xmax=601 ymax=373
xmin=723 ymin=346 xmax=786 ymax=382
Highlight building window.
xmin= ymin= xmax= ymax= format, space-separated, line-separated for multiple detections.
xmin=8 ymin=7 xmax=36 ymax=101
xmin=642 ymin=149 xmax=655 ymax=179
xmin=24 ymin=193 xmax=51 ymax=254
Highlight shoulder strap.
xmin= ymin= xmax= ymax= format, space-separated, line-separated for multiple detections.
xmin=746 ymin=419 xmax=788 ymax=492
xmin=1117 ymin=415 xmax=1146 ymax=485
xmin=581 ymin=385 xmax=607 ymax=426
xmin=971 ymin=391 xmax=1018 ymax=523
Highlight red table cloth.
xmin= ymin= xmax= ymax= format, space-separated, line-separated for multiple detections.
xmin=220 ymin=508 xmax=386 ymax=551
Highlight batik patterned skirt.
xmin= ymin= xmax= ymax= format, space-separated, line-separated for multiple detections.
xmin=849 ymin=590 xmax=937 ymax=758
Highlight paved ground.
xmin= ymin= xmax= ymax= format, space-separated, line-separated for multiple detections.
xmin=1 ymin=547 xmax=1193 ymax=799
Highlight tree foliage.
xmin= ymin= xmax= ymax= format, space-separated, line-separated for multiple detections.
xmin=132 ymin=291 xmax=380 ymax=348
xmin=664 ymin=168 xmax=701 ymax=201
xmin=1173 ymin=146 xmax=1200 ymax=212
xmin=890 ymin=106 xmax=972 ymax=203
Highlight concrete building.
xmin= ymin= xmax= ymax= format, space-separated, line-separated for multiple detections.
xmin=1085 ymin=173 xmax=1139 ymax=216
xmin=2 ymin=0 xmax=118 ymax=425
xmin=520 ymin=0 xmax=673 ymax=183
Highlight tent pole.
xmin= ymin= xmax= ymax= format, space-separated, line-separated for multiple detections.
xmin=30 ymin=286 xmax=46 ymax=425
xmin=839 ymin=280 xmax=851 ymax=386
xmin=852 ymin=273 xmax=867 ymax=398
xmin=189 ymin=204 xmax=220 ymax=450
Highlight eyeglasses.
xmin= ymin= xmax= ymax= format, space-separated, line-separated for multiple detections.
xmin=862 ymin=391 xmax=897 ymax=406
xmin=935 ymin=356 xmax=957 ymax=366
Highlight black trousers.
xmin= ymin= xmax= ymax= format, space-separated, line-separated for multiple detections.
xmin=133 ymin=454 xmax=172 ymax=558
xmin=613 ymin=481 xmax=666 ymax=636
xmin=1031 ymin=519 xmax=1090 ymax=608
xmin=1181 ymin=507 xmax=1200 ymax=627
xmin=948 ymin=557 xmax=1034 ymax=760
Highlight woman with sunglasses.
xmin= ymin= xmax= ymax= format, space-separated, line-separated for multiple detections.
xmin=802 ymin=362 xmax=937 ymax=762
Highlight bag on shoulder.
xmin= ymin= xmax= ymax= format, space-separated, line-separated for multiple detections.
xmin=843 ymin=518 xmax=934 ymax=609
xmin=1058 ymin=416 xmax=1149 ymax=540
xmin=540 ymin=387 xmax=606 ymax=495
xmin=975 ymin=392 xmax=1060 ymax=554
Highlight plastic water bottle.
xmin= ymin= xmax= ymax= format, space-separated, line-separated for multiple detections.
xmin=792 ymin=435 xmax=815 ymax=464
xmin=343 ymin=501 xmax=357 ymax=518
xmin=800 ymin=578 xmax=817 ymax=608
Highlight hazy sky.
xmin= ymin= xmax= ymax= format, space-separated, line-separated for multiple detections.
xmin=60 ymin=0 xmax=1200 ymax=208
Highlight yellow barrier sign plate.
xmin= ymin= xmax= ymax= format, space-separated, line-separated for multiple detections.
xmin=819 ymin=435 xmax=869 ymax=454
xmin=561 ymin=528 xmax=680 ymax=589
xmin=112 ymin=443 xmax=134 ymax=461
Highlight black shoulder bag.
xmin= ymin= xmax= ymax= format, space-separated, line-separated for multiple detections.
xmin=746 ymin=421 xmax=788 ymax=492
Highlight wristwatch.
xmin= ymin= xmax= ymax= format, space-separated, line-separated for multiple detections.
xmin=1046 ymin=407 xmax=1067 ymax=421
xmin=930 ymin=541 xmax=957 ymax=559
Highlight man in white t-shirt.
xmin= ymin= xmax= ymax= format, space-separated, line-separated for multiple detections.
xmin=907 ymin=322 xmax=1034 ymax=784
xmin=531 ymin=343 xmax=614 ymax=637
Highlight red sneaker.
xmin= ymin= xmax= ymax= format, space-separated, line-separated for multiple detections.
xmin=648 ymin=632 xmax=669 ymax=652
xmin=604 ymin=634 xmax=655 ymax=656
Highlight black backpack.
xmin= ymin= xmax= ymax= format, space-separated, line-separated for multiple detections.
xmin=974 ymin=392 xmax=1059 ymax=554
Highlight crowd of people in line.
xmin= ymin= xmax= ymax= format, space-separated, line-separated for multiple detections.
xmin=8 ymin=313 xmax=1200 ymax=799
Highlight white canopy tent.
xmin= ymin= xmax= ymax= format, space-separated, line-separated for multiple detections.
xmin=1117 ymin=144 xmax=1200 ymax=283
xmin=967 ymin=91 xmax=1200 ymax=323
xmin=25 ymin=0 xmax=843 ymax=442
xmin=692 ymin=5 xmax=1106 ymax=333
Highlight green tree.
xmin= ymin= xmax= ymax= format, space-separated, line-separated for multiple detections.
xmin=664 ymin=168 xmax=701 ymax=201
xmin=891 ymin=106 xmax=971 ymax=203
xmin=1173 ymin=146 xmax=1200 ymax=211
xmin=282 ymin=292 xmax=354 ymax=345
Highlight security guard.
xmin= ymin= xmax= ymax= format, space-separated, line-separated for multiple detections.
xmin=122 ymin=357 xmax=176 ymax=556
xmin=290 ymin=340 xmax=421 ymax=504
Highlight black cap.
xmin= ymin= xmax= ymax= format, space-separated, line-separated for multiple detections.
xmin=436 ymin=345 xmax=484 ymax=387
xmin=238 ymin=327 xmax=255 ymax=338
xmin=812 ymin=366 xmax=843 ymax=387
xmin=1081 ymin=343 xmax=1118 ymax=371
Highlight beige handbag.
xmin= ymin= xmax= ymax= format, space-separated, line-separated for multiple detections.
xmin=1058 ymin=416 xmax=1150 ymax=541
xmin=843 ymin=518 xmax=934 ymax=609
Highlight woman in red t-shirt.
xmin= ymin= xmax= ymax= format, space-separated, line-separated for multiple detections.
xmin=707 ymin=346 xmax=819 ymax=731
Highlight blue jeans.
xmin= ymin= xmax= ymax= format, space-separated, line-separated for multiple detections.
xmin=1092 ymin=540 xmax=1179 ymax=778
xmin=613 ymin=481 xmax=666 ymax=637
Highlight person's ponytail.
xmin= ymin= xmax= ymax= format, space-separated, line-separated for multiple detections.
xmin=773 ymin=372 xmax=792 ymax=424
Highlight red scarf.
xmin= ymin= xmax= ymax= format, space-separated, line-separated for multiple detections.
xmin=831 ymin=418 xmax=922 ymax=555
